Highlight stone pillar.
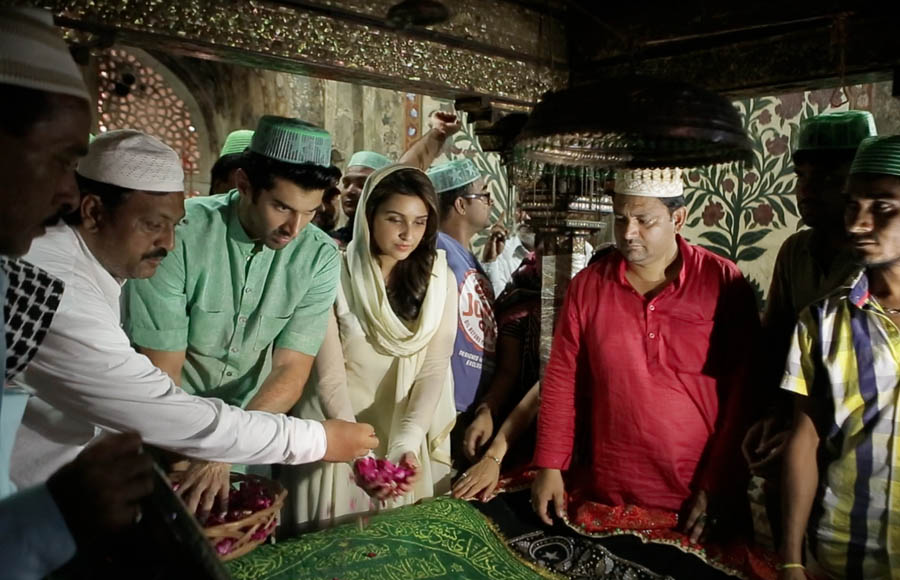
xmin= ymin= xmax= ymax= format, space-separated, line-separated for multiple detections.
xmin=513 ymin=165 xmax=613 ymax=370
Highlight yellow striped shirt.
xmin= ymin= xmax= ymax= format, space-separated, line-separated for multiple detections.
xmin=781 ymin=271 xmax=900 ymax=580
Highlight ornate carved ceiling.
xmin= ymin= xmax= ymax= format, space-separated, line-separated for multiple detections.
xmin=34 ymin=0 xmax=567 ymax=106
xmin=30 ymin=1 xmax=899 ymax=109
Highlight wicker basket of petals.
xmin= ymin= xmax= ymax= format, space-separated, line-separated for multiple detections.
xmin=193 ymin=473 xmax=287 ymax=561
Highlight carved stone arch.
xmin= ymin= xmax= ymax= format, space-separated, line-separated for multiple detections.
xmin=95 ymin=46 xmax=209 ymax=196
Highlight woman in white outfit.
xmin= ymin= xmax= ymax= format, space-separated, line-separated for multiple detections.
xmin=286 ymin=164 xmax=457 ymax=529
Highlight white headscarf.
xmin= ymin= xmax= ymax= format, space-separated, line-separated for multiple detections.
xmin=343 ymin=164 xmax=454 ymax=465
xmin=344 ymin=164 xmax=449 ymax=356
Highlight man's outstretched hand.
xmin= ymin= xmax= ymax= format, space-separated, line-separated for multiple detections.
xmin=322 ymin=419 xmax=379 ymax=462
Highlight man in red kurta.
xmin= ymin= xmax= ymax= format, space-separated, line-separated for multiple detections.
xmin=532 ymin=167 xmax=759 ymax=543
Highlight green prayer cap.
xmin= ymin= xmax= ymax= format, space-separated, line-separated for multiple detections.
xmin=347 ymin=150 xmax=392 ymax=171
xmin=219 ymin=129 xmax=254 ymax=157
xmin=250 ymin=116 xmax=332 ymax=167
xmin=849 ymin=136 xmax=900 ymax=177
xmin=426 ymin=159 xmax=481 ymax=194
xmin=795 ymin=111 xmax=877 ymax=153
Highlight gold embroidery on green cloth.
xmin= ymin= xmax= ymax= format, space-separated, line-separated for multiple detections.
xmin=227 ymin=497 xmax=562 ymax=580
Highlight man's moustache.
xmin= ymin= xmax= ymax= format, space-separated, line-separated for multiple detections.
xmin=143 ymin=249 xmax=168 ymax=260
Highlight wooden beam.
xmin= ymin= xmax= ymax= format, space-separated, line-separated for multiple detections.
xmin=569 ymin=14 xmax=900 ymax=98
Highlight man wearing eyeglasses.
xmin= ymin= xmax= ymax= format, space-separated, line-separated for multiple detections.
xmin=428 ymin=159 xmax=497 ymax=444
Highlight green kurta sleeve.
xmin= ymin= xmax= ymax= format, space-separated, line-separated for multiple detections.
xmin=273 ymin=242 xmax=340 ymax=355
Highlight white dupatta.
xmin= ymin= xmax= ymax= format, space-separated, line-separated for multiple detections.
xmin=343 ymin=164 xmax=455 ymax=465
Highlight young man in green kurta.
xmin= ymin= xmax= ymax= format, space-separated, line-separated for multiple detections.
xmin=124 ymin=116 xmax=343 ymax=514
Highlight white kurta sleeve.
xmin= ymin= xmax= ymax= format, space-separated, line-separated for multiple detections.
xmin=16 ymin=290 xmax=327 ymax=466
xmin=481 ymin=237 xmax=522 ymax=296
xmin=386 ymin=270 xmax=458 ymax=459
xmin=312 ymin=310 xmax=356 ymax=422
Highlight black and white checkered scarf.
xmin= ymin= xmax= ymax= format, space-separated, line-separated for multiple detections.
xmin=2 ymin=257 xmax=65 ymax=382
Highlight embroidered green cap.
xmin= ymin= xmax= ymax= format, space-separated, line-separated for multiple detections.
xmin=219 ymin=129 xmax=254 ymax=157
xmin=348 ymin=151 xmax=392 ymax=171
xmin=849 ymin=136 xmax=900 ymax=177
xmin=426 ymin=158 xmax=481 ymax=194
xmin=795 ymin=111 xmax=877 ymax=153
xmin=249 ymin=116 xmax=332 ymax=167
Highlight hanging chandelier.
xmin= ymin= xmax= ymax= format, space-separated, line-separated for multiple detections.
xmin=512 ymin=76 xmax=753 ymax=176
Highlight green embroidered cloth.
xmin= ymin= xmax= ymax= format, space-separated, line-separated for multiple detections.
xmin=227 ymin=498 xmax=556 ymax=580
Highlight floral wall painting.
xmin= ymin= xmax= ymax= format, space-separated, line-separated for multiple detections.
xmin=682 ymin=84 xmax=879 ymax=308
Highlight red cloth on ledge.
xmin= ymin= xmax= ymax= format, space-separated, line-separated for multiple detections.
xmin=566 ymin=494 xmax=779 ymax=580
xmin=491 ymin=469 xmax=778 ymax=580
xmin=534 ymin=236 xmax=759 ymax=512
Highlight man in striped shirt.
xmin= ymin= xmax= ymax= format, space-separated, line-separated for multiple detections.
xmin=781 ymin=135 xmax=900 ymax=580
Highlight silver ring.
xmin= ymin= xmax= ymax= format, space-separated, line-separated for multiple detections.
xmin=460 ymin=472 xmax=469 ymax=479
